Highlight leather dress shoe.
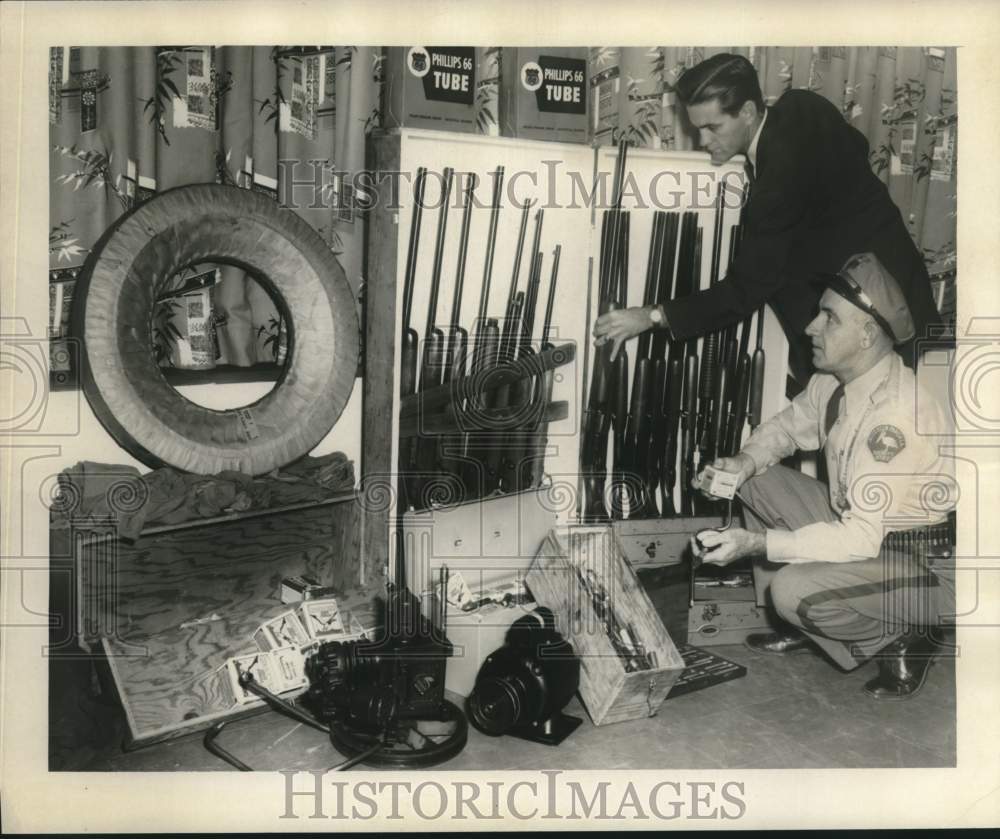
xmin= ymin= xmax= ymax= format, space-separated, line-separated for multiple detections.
xmin=744 ymin=630 xmax=811 ymax=655
xmin=863 ymin=633 xmax=937 ymax=701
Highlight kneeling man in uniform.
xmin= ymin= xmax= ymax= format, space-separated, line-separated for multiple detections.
xmin=693 ymin=252 xmax=955 ymax=700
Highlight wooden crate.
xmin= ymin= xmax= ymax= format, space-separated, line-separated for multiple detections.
xmin=526 ymin=524 xmax=685 ymax=726
xmin=614 ymin=514 xmax=729 ymax=646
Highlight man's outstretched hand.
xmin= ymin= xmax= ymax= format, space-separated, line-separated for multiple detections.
xmin=592 ymin=306 xmax=656 ymax=361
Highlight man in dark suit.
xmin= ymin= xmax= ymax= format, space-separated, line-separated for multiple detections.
xmin=593 ymin=53 xmax=943 ymax=382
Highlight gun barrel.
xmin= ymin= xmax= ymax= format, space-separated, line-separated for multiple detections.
xmin=401 ymin=167 xmax=428 ymax=334
xmin=541 ymin=245 xmax=561 ymax=348
xmin=476 ymin=166 xmax=504 ymax=328
xmin=444 ymin=173 xmax=477 ymax=382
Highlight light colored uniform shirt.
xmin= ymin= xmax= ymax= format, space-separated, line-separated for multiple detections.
xmin=741 ymin=352 xmax=956 ymax=563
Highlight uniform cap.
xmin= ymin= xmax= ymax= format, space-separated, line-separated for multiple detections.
xmin=815 ymin=253 xmax=916 ymax=343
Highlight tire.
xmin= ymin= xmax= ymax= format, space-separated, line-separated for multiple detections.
xmin=73 ymin=184 xmax=359 ymax=476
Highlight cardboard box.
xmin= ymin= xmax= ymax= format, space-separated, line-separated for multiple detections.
xmin=688 ymin=600 xmax=776 ymax=647
xmin=383 ymin=46 xmax=484 ymax=133
xmin=589 ymin=47 xmax=674 ymax=149
xmin=589 ymin=47 xmax=621 ymax=146
xmin=500 ymin=47 xmax=589 ymax=143
xmin=527 ymin=524 xmax=685 ymax=726
xmin=618 ymin=47 xmax=667 ymax=149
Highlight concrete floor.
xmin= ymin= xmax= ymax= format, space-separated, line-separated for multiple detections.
xmin=50 ymin=637 xmax=955 ymax=772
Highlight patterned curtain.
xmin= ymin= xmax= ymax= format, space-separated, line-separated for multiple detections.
xmin=656 ymin=46 xmax=957 ymax=317
xmin=49 ymin=45 xmax=381 ymax=381
xmin=50 ymin=45 xmax=957 ymax=387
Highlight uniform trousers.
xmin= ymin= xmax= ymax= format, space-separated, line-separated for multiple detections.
xmin=736 ymin=466 xmax=954 ymax=670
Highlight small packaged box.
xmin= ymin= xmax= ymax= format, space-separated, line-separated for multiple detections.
xmin=279 ymin=575 xmax=321 ymax=604
xmin=254 ymin=610 xmax=312 ymax=651
xmin=298 ymin=598 xmax=344 ymax=641
xmin=696 ymin=465 xmax=740 ymax=500
xmin=219 ymin=651 xmax=282 ymax=706
xmin=271 ymin=645 xmax=310 ymax=694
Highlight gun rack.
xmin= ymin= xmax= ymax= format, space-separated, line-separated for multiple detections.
xmin=363 ymin=129 xmax=789 ymax=584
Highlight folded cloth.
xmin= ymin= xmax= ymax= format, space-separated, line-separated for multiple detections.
xmin=51 ymin=453 xmax=356 ymax=541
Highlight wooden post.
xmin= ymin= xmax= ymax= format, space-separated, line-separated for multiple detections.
xmin=361 ymin=132 xmax=402 ymax=586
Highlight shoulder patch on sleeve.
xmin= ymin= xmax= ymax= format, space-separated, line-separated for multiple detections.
xmin=867 ymin=424 xmax=906 ymax=462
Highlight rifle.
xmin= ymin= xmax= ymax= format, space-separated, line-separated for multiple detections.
xmin=520 ymin=244 xmax=562 ymax=489
xmin=661 ymin=212 xmax=698 ymax=516
xmin=460 ymin=166 xmax=504 ymax=500
xmin=481 ymin=200 xmax=532 ymax=495
xmin=471 ymin=166 xmax=504 ymax=376
xmin=438 ymin=173 xmax=477 ymax=495
xmin=660 ymin=352 xmax=684 ymax=515
xmin=442 ymin=173 xmax=477 ymax=384
xmin=509 ymin=248 xmax=548 ymax=491
xmin=679 ymin=352 xmax=700 ymax=516
xmin=695 ymin=183 xmax=726 ymax=483
xmin=645 ymin=212 xmax=680 ymax=516
xmin=748 ymin=306 xmax=766 ymax=429
xmin=725 ymin=351 xmax=752 ymax=456
xmin=621 ymin=211 xmax=668 ymax=518
xmin=707 ymin=362 xmax=728 ymax=464
xmin=580 ymin=140 xmax=629 ymax=522
xmin=399 ymin=167 xmax=428 ymax=509
xmin=609 ymin=212 xmax=631 ymax=519
xmin=498 ymin=211 xmax=544 ymax=492
xmin=410 ymin=167 xmax=455 ymax=508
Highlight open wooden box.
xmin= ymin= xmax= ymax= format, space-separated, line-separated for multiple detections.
xmin=527 ymin=523 xmax=685 ymax=726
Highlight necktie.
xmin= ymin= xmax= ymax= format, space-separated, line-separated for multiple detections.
xmin=824 ymin=383 xmax=845 ymax=437
xmin=743 ymin=159 xmax=756 ymax=188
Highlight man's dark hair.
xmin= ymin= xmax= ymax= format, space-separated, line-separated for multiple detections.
xmin=674 ymin=53 xmax=765 ymax=116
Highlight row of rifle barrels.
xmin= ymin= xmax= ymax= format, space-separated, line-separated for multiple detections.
xmin=581 ymin=141 xmax=766 ymax=523
xmin=395 ymin=145 xmax=766 ymax=521
xmin=398 ymin=164 xmax=564 ymax=511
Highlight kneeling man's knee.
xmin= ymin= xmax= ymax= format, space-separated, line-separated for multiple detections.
xmin=770 ymin=564 xmax=814 ymax=626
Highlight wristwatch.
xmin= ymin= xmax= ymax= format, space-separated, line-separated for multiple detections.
xmin=648 ymin=305 xmax=665 ymax=328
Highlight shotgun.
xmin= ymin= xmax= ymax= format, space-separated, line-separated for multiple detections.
xmin=696 ymin=183 xmax=726 ymax=478
xmin=482 ymin=201 xmax=532 ymax=494
xmin=748 ymin=306 xmax=766 ymax=430
xmin=399 ymin=167 xmax=428 ymax=509
xmin=580 ymin=140 xmax=629 ymax=522
xmin=442 ymin=173 xmax=477 ymax=384
xmin=679 ymin=352 xmax=700 ymax=516
xmin=521 ymin=244 xmax=562 ymax=489
xmin=410 ymin=167 xmax=455 ymax=507
xmin=438 ymin=173 xmax=477 ymax=495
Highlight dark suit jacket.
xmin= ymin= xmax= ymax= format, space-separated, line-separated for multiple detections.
xmin=665 ymin=89 xmax=941 ymax=374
